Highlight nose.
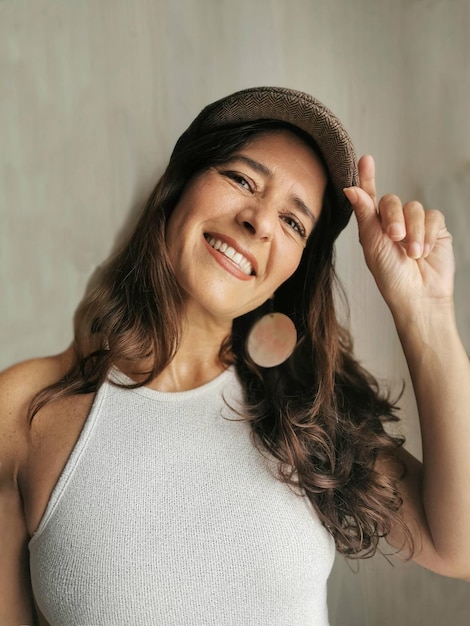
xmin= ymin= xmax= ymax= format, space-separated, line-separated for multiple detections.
xmin=236 ymin=202 xmax=276 ymax=241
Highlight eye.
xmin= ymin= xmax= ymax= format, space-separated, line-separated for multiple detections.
xmin=223 ymin=171 xmax=254 ymax=192
xmin=282 ymin=213 xmax=307 ymax=238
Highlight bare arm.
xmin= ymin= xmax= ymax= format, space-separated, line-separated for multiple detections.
xmin=0 ymin=366 xmax=37 ymax=624
xmin=345 ymin=157 xmax=470 ymax=579
xmin=0 ymin=487 xmax=37 ymax=625
xmin=387 ymin=302 xmax=470 ymax=578
xmin=0 ymin=352 xmax=74 ymax=624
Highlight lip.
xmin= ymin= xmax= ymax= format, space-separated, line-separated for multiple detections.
xmin=203 ymin=232 xmax=258 ymax=280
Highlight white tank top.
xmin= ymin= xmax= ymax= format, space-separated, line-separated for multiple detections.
xmin=29 ymin=367 xmax=335 ymax=625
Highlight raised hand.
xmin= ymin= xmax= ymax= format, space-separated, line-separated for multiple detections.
xmin=343 ymin=155 xmax=455 ymax=316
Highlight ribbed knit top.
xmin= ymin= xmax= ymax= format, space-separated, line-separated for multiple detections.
xmin=29 ymin=367 xmax=335 ymax=625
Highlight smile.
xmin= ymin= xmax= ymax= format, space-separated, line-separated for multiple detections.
xmin=204 ymin=234 xmax=255 ymax=276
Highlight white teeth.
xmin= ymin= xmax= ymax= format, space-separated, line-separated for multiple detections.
xmin=224 ymin=246 xmax=236 ymax=260
xmin=206 ymin=236 xmax=253 ymax=276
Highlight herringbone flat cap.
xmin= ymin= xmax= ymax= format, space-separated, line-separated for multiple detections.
xmin=176 ymin=86 xmax=358 ymax=236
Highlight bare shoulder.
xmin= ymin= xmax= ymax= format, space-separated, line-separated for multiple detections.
xmin=0 ymin=347 xmax=74 ymax=406
xmin=0 ymin=347 xmax=74 ymax=400
xmin=0 ymin=348 xmax=74 ymax=473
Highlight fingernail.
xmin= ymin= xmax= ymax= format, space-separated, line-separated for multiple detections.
xmin=343 ymin=187 xmax=358 ymax=203
xmin=408 ymin=242 xmax=422 ymax=259
xmin=388 ymin=223 xmax=405 ymax=239
xmin=423 ymin=243 xmax=431 ymax=258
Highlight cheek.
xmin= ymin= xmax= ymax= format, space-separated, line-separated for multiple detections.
xmin=164 ymin=221 xmax=178 ymax=266
xmin=165 ymin=196 xmax=196 ymax=256
xmin=277 ymin=249 xmax=304 ymax=285
xmin=165 ymin=179 xmax=215 ymax=247
xmin=268 ymin=251 xmax=304 ymax=300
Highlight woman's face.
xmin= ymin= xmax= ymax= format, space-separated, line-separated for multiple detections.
xmin=165 ymin=130 xmax=327 ymax=324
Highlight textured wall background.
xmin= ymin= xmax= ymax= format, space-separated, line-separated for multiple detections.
xmin=1 ymin=0 xmax=469 ymax=623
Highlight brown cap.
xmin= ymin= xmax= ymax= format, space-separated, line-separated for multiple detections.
xmin=175 ymin=86 xmax=359 ymax=236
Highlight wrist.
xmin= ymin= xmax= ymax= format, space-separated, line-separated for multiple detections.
xmin=391 ymin=298 xmax=457 ymax=345
xmin=391 ymin=296 xmax=455 ymax=327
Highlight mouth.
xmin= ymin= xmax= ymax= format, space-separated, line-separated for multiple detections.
xmin=204 ymin=234 xmax=256 ymax=276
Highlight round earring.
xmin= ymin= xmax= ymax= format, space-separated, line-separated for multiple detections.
xmin=246 ymin=311 xmax=297 ymax=368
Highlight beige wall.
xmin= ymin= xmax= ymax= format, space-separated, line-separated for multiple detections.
xmin=1 ymin=0 xmax=468 ymax=623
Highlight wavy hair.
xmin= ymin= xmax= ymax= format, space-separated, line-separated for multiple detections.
xmin=29 ymin=120 xmax=411 ymax=558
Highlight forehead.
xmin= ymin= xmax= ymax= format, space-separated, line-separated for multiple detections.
xmin=241 ymin=128 xmax=325 ymax=168
xmin=234 ymin=130 xmax=328 ymax=200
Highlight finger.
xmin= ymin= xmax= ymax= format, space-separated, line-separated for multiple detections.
xmin=377 ymin=194 xmax=406 ymax=241
xmin=358 ymin=155 xmax=377 ymax=204
xmin=343 ymin=186 xmax=384 ymax=252
xmin=403 ymin=201 xmax=426 ymax=258
xmin=343 ymin=185 xmax=377 ymax=224
xmin=423 ymin=209 xmax=446 ymax=257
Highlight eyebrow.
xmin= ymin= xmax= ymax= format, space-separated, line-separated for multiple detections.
xmin=224 ymin=155 xmax=317 ymax=225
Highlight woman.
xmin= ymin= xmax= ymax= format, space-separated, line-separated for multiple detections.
xmin=1 ymin=86 xmax=469 ymax=625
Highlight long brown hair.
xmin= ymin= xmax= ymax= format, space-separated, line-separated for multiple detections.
xmin=30 ymin=120 xmax=411 ymax=558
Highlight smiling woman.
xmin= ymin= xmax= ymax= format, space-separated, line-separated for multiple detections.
xmin=165 ymin=131 xmax=326 ymax=322
xmin=1 ymin=87 xmax=470 ymax=626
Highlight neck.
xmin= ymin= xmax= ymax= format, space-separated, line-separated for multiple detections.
xmin=148 ymin=306 xmax=233 ymax=392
